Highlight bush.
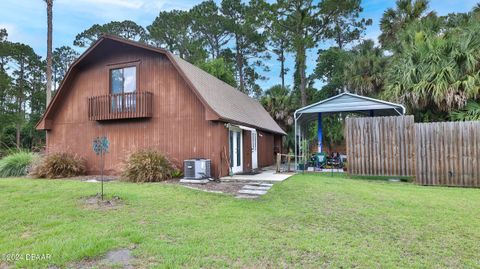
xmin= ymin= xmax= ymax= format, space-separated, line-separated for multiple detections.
xmin=0 ymin=151 xmax=39 ymax=177
xmin=30 ymin=152 xmax=86 ymax=178
xmin=123 ymin=149 xmax=179 ymax=183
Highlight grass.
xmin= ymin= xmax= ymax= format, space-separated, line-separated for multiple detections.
xmin=0 ymin=174 xmax=479 ymax=268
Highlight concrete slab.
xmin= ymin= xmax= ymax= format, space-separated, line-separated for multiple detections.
xmin=180 ymin=179 xmax=210 ymax=184
xmin=242 ymin=185 xmax=271 ymax=190
xmin=238 ymin=189 xmax=268 ymax=195
xmin=220 ymin=168 xmax=295 ymax=182
xmin=242 ymin=182 xmax=274 ymax=187
xmin=235 ymin=195 xmax=258 ymax=199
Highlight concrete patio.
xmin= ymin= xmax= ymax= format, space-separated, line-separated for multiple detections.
xmin=220 ymin=166 xmax=295 ymax=183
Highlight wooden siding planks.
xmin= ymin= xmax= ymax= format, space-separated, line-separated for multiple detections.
xmin=46 ymin=44 xmax=231 ymax=177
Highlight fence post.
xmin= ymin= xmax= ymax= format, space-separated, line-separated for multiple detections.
xmin=276 ymin=153 xmax=281 ymax=173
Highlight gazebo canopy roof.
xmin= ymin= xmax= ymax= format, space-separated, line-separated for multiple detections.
xmin=294 ymin=92 xmax=405 ymax=123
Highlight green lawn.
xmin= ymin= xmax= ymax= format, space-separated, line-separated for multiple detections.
xmin=0 ymin=174 xmax=479 ymax=268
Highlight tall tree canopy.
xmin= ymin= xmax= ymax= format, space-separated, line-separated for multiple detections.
xmin=0 ymin=33 xmax=45 ymax=150
xmin=190 ymin=0 xmax=230 ymax=59
xmin=320 ymin=0 xmax=372 ymax=49
xmin=73 ymin=20 xmax=147 ymax=47
xmin=197 ymin=57 xmax=237 ymax=87
xmin=265 ymin=4 xmax=291 ymax=90
xmin=274 ymin=0 xmax=323 ymax=106
xmin=52 ymin=46 xmax=79 ymax=91
xmin=314 ymin=47 xmax=350 ymax=96
xmin=147 ymin=10 xmax=207 ymax=64
xmin=221 ymin=0 xmax=269 ymax=96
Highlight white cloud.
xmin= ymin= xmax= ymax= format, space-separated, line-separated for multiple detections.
xmin=58 ymin=0 xmax=144 ymax=9
xmin=0 ymin=23 xmax=16 ymax=35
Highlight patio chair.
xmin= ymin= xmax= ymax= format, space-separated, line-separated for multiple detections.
xmin=311 ymin=152 xmax=327 ymax=169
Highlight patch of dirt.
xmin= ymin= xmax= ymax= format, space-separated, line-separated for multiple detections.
xmin=81 ymin=194 xmax=123 ymax=210
xmin=162 ymin=178 xmax=245 ymax=195
xmin=0 ymin=262 xmax=12 ymax=269
xmin=181 ymin=181 xmax=245 ymax=195
xmin=60 ymin=247 xmax=140 ymax=269
xmin=180 ymin=181 xmax=245 ymax=194
xmin=20 ymin=230 xmax=32 ymax=239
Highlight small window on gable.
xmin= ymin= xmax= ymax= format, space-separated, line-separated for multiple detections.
xmin=110 ymin=66 xmax=136 ymax=94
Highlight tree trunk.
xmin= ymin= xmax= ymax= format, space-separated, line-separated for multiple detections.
xmin=336 ymin=22 xmax=343 ymax=49
xmin=235 ymin=35 xmax=245 ymax=93
xmin=280 ymin=45 xmax=285 ymax=89
xmin=16 ymin=61 xmax=25 ymax=149
xmin=46 ymin=0 xmax=53 ymax=107
xmin=297 ymin=45 xmax=307 ymax=106
xmin=213 ymin=36 xmax=220 ymax=59
xmin=16 ymin=122 xmax=21 ymax=149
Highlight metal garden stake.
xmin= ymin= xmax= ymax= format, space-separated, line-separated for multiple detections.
xmin=93 ymin=136 xmax=109 ymax=200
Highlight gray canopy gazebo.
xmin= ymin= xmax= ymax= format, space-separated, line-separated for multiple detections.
xmin=294 ymin=92 xmax=406 ymax=170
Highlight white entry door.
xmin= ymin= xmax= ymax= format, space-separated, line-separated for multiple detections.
xmin=229 ymin=129 xmax=243 ymax=174
xmin=251 ymin=130 xmax=258 ymax=170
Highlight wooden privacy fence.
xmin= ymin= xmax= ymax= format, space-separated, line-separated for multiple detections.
xmin=345 ymin=116 xmax=416 ymax=177
xmin=346 ymin=116 xmax=480 ymax=187
xmin=416 ymin=121 xmax=480 ymax=187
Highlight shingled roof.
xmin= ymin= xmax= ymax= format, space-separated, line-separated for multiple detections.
xmin=37 ymin=35 xmax=286 ymax=135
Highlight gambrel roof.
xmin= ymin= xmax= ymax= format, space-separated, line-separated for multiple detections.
xmin=37 ymin=35 xmax=286 ymax=135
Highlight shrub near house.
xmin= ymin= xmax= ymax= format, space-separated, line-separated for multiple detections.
xmin=122 ymin=149 xmax=180 ymax=183
xmin=30 ymin=152 xmax=86 ymax=178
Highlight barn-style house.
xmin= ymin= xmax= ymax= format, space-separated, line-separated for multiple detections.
xmin=36 ymin=35 xmax=285 ymax=178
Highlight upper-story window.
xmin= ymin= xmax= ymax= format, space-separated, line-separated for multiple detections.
xmin=110 ymin=66 xmax=136 ymax=94
xmin=110 ymin=66 xmax=137 ymax=112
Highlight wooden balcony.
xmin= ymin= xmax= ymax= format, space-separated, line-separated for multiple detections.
xmin=88 ymin=92 xmax=153 ymax=121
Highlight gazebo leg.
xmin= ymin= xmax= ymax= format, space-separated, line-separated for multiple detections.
xmin=318 ymin=113 xmax=322 ymax=153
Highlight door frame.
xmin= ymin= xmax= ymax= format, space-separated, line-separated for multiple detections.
xmin=229 ymin=127 xmax=243 ymax=174
xmin=251 ymin=129 xmax=258 ymax=170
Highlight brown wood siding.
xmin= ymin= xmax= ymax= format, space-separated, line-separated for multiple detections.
xmin=242 ymin=130 xmax=252 ymax=172
xmin=258 ymin=131 xmax=275 ymax=167
xmin=46 ymin=42 xmax=229 ymax=178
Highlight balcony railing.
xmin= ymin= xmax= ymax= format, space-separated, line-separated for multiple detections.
xmin=88 ymin=92 xmax=153 ymax=121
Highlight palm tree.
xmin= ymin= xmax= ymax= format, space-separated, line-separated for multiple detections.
xmin=261 ymin=85 xmax=294 ymax=132
xmin=379 ymin=0 xmax=432 ymax=50
xmin=383 ymin=16 xmax=480 ymax=113
xmin=45 ymin=0 xmax=53 ymax=107
xmin=344 ymin=40 xmax=387 ymax=96
xmin=450 ymin=101 xmax=480 ymax=121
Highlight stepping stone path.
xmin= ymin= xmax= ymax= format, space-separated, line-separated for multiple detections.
xmin=235 ymin=183 xmax=273 ymax=199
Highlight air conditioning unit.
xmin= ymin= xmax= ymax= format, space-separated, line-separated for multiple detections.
xmin=184 ymin=159 xmax=211 ymax=179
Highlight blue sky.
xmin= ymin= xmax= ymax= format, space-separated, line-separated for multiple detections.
xmin=0 ymin=0 xmax=477 ymax=90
